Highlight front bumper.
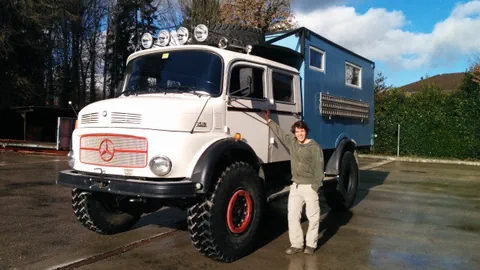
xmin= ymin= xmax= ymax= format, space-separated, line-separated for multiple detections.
xmin=57 ymin=170 xmax=198 ymax=198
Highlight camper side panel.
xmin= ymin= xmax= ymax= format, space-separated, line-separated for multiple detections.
xmin=302 ymin=34 xmax=374 ymax=150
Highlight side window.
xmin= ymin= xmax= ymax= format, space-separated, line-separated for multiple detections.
xmin=345 ymin=62 xmax=362 ymax=88
xmin=309 ymin=47 xmax=325 ymax=72
xmin=272 ymin=72 xmax=294 ymax=103
xmin=229 ymin=65 xmax=264 ymax=99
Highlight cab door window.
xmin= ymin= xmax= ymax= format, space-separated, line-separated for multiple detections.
xmin=229 ymin=65 xmax=265 ymax=99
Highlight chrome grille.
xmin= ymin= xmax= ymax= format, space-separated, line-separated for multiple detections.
xmin=80 ymin=150 xmax=147 ymax=167
xmin=111 ymin=112 xmax=142 ymax=124
xmin=81 ymin=113 xmax=99 ymax=124
xmin=80 ymin=134 xmax=148 ymax=168
xmin=319 ymin=93 xmax=369 ymax=120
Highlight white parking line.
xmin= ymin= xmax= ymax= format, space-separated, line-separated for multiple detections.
xmin=360 ymin=160 xmax=393 ymax=171
xmin=0 ymin=160 xmax=63 ymax=166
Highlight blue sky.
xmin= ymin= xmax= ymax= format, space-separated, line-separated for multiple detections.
xmin=292 ymin=0 xmax=480 ymax=87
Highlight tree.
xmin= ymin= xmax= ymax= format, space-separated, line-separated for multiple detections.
xmin=219 ymin=0 xmax=295 ymax=32
xmin=180 ymin=0 xmax=221 ymax=29
xmin=374 ymin=71 xmax=392 ymax=94
xmin=469 ymin=54 xmax=480 ymax=84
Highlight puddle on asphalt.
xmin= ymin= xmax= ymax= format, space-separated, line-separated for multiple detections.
xmin=369 ymin=236 xmax=476 ymax=270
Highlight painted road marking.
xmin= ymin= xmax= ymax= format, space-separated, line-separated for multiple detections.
xmin=48 ymin=229 xmax=178 ymax=270
xmin=0 ymin=160 xmax=63 ymax=166
xmin=360 ymin=160 xmax=393 ymax=171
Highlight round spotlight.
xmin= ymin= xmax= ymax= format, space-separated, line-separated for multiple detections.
xmin=177 ymin=27 xmax=189 ymax=45
xmin=194 ymin=24 xmax=208 ymax=42
xmin=157 ymin=30 xmax=170 ymax=47
xmin=141 ymin=33 xmax=153 ymax=49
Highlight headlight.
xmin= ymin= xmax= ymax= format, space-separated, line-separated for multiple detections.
xmin=141 ymin=33 xmax=153 ymax=49
xmin=68 ymin=150 xmax=75 ymax=168
xmin=194 ymin=24 xmax=208 ymax=42
xmin=158 ymin=30 xmax=170 ymax=47
xmin=149 ymin=155 xmax=172 ymax=176
xmin=177 ymin=27 xmax=189 ymax=45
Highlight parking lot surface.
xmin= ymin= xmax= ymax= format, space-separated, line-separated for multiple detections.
xmin=0 ymin=151 xmax=479 ymax=270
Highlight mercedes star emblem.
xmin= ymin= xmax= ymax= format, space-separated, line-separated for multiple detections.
xmin=98 ymin=139 xmax=115 ymax=162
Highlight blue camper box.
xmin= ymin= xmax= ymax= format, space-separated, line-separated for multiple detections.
xmin=264 ymin=27 xmax=375 ymax=153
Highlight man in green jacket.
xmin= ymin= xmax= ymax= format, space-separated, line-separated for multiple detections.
xmin=264 ymin=110 xmax=324 ymax=255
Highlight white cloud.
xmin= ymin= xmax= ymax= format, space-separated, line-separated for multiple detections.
xmin=294 ymin=1 xmax=480 ymax=70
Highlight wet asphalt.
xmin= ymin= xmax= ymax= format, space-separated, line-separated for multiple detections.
xmin=0 ymin=151 xmax=479 ymax=270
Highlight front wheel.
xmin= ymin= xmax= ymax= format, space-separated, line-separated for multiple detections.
xmin=187 ymin=161 xmax=264 ymax=262
xmin=324 ymin=151 xmax=359 ymax=211
xmin=72 ymin=189 xmax=142 ymax=234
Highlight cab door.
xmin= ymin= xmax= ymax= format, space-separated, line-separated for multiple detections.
xmin=267 ymin=69 xmax=302 ymax=163
xmin=226 ymin=62 xmax=269 ymax=163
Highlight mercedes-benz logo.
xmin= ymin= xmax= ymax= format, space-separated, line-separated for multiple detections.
xmin=98 ymin=139 xmax=115 ymax=162
xmin=102 ymin=111 xmax=107 ymax=117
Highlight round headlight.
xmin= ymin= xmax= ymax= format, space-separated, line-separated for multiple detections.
xmin=194 ymin=24 xmax=208 ymax=42
xmin=149 ymin=155 xmax=172 ymax=176
xmin=67 ymin=150 xmax=75 ymax=168
xmin=157 ymin=30 xmax=170 ymax=47
xmin=141 ymin=33 xmax=153 ymax=49
xmin=177 ymin=27 xmax=189 ymax=45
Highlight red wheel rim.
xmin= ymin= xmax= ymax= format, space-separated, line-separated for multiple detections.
xmin=226 ymin=189 xmax=253 ymax=234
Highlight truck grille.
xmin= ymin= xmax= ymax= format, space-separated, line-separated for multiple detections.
xmin=111 ymin=112 xmax=142 ymax=124
xmin=81 ymin=113 xmax=99 ymax=124
xmin=79 ymin=134 xmax=148 ymax=168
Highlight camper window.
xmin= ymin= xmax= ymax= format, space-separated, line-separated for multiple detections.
xmin=309 ymin=46 xmax=325 ymax=72
xmin=345 ymin=62 xmax=362 ymax=88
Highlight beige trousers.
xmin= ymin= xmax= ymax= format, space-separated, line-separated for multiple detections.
xmin=288 ymin=183 xmax=321 ymax=249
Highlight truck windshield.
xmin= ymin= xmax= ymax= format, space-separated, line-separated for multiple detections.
xmin=123 ymin=50 xmax=222 ymax=96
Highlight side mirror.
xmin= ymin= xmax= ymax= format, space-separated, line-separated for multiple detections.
xmin=239 ymin=68 xmax=254 ymax=97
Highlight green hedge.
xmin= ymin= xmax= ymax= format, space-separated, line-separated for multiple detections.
xmin=373 ymin=73 xmax=480 ymax=160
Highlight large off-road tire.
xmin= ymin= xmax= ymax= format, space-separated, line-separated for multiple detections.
xmin=72 ymin=189 xmax=142 ymax=234
xmin=187 ymin=161 xmax=264 ymax=262
xmin=193 ymin=24 xmax=265 ymax=47
xmin=324 ymin=151 xmax=359 ymax=211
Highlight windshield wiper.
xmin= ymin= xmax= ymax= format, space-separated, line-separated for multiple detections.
xmin=121 ymin=88 xmax=137 ymax=97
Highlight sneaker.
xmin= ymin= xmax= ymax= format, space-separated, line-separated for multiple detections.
xmin=285 ymin=246 xmax=303 ymax=255
xmin=304 ymin=246 xmax=315 ymax=255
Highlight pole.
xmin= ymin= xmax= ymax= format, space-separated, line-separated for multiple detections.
xmin=397 ymin=124 xmax=400 ymax=157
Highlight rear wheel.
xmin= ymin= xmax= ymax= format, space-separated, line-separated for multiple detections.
xmin=324 ymin=151 xmax=359 ymax=211
xmin=187 ymin=161 xmax=264 ymax=262
xmin=72 ymin=189 xmax=142 ymax=234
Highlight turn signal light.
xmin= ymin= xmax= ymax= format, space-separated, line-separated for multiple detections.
xmin=234 ymin=133 xmax=242 ymax=141
xmin=74 ymin=120 xmax=78 ymax=130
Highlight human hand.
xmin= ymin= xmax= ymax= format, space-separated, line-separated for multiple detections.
xmin=264 ymin=109 xmax=270 ymax=122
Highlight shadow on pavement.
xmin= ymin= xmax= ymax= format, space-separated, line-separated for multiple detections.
xmin=317 ymin=210 xmax=353 ymax=248
xmin=134 ymin=207 xmax=188 ymax=231
xmin=353 ymin=170 xmax=390 ymax=208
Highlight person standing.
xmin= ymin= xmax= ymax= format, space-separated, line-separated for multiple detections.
xmin=264 ymin=110 xmax=324 ymax=255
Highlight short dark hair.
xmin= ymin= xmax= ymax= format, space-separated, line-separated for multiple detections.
xmin=291 ymin=120 xmax=309 ymax=134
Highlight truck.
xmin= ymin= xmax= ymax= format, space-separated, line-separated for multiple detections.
xmin=57 ymin=24 xmax=374 ymax=262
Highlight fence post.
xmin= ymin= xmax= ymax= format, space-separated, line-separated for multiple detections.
xmin=397 ymin=124 xmax=400 ymax=157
